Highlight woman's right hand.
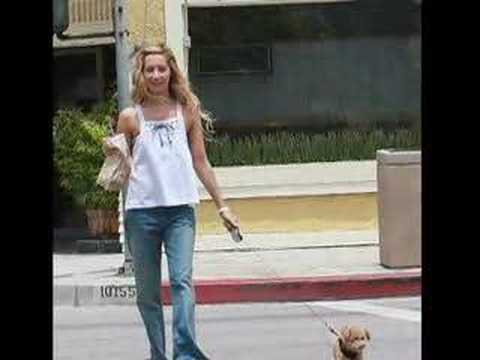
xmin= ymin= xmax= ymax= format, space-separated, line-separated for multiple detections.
xmin=102 ymin=139 xmax=117 ymax=155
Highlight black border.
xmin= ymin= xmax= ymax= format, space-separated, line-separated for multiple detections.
xmin=7 ymin=0 xmax=53 ymax=358
xmin=421 ymin=0 xmax=432 ymax=358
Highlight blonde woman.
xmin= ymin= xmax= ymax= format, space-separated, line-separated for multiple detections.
xmin=117 ymin=44 xmax=240 ymax=360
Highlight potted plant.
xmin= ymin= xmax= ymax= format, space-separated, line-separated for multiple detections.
xmin=53 ymin=96 xmax=121 ymax=242
xmin=84 ymin=189 xmax=119 ymax=239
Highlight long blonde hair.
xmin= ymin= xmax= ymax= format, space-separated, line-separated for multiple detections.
xmin=131 ymin=44 xmax=215 ymax=134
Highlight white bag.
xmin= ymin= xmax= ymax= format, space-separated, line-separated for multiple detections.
xmin=96 ymin=133 xmax=132 ymax=192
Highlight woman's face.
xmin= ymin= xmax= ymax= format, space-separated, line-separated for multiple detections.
xmin=143 ymin=54 xmax=171 ymax=95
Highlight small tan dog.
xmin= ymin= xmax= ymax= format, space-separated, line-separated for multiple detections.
xmin=325 ymin=322 xmax=371 ymax=360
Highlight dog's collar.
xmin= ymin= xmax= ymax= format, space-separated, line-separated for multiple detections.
xmin=339 ymin=340 xmax=359 ymax=359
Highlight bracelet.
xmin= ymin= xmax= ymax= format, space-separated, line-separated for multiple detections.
xmin=218 ymin=206 xmax=230 ymax=215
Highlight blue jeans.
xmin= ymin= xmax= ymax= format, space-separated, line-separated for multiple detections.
xmin=126 ymin=205 xmax=209 ymax=360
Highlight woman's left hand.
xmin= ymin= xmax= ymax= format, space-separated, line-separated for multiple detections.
xmin=219 ymin=207 xmax=240 ymax=232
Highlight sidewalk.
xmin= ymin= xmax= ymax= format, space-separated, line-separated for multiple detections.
xmin=53 ymin=230 xmax=421 ymax=306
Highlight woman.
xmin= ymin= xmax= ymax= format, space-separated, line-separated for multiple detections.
xmin=117 ymin=44 xmax=240 ymax=360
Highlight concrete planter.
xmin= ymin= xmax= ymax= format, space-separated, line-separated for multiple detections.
xmin=377 ymin=150 xmax=421 ymax=268
xmin=195 ymin=161 xmax=378 ymax=234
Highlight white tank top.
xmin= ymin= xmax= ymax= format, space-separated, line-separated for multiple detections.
xmin=125 ymin=103 xmax=200 ymax=210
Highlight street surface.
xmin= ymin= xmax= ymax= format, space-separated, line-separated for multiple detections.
xmin=54 ymin=296 xmax=421 ymax=359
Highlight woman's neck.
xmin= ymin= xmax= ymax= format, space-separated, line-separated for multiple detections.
xmin=143 ymin=95 xmax=175 ymax=108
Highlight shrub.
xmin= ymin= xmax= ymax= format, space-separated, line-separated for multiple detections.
xmin=53 ymin=97 xmax=119 ymax=210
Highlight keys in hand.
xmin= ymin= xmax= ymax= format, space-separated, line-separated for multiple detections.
xmin=229 ymin=227 xmax=243 ymax=243
xmin=219 ymin=207 xmax=240 ymax=231
xmin=218 ymin=207 xmax=242 ymax=242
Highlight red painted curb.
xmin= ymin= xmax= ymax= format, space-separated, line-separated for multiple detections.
xmin=159 ymin=271 xmax=421 ymax=305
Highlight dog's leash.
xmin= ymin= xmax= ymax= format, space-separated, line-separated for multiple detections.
xmin=301 ymin=302 xmax=345 ymax=342
xmin=323 ymin=320 xmax=344 ymax=341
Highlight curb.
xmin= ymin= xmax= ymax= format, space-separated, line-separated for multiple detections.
xmin=54 ymin=270 xmax=420 ymax=307
xmin=193 ymin=271 xmax=421 ymax=304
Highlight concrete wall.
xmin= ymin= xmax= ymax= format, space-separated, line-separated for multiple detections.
xmin=127 ymin=0 xmax=166 ymax=46
xmin=190 ymin=35 xmax=421 ymax=129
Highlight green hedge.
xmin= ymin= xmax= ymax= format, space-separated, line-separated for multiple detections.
xmin=206 ymin=128 xmax=421 ymax=167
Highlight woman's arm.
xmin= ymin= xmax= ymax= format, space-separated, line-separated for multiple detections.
xmin=186 ymin=106 xmax=240 ymax=231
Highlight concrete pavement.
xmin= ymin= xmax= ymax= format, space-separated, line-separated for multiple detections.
xmin=54 ymin=230 xmax=421 ymax=306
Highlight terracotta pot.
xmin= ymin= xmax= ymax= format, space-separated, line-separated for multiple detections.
xmin=85 ymin=209 xmax=119 ymax=239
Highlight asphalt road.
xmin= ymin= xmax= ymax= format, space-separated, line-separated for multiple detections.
xmin=54 ymin=296 xmax=421 ymax=360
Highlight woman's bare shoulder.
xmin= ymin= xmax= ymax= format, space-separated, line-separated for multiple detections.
xmin=117 ymin=106 xmax=138 ymax=134
xmin=119 ymin=107 xmax=137 ymax=120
